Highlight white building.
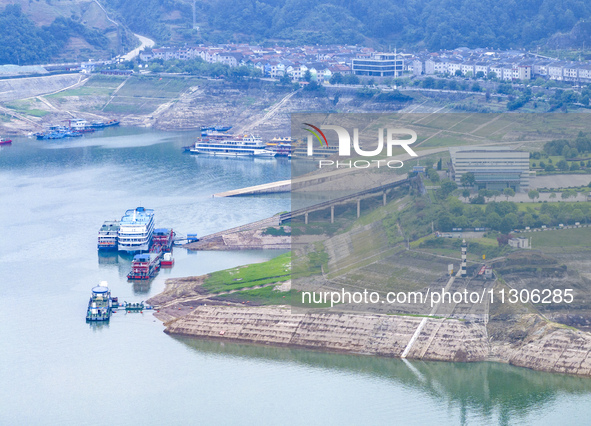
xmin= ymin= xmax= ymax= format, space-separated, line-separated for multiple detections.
xmin=508 ymin=237 xmax=531 ymax=249
xmin=449 ymin=146 xmax=530 ymax=192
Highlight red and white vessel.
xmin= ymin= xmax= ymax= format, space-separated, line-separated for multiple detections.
xmin=127 ymin=251 xmax=162 ymax=280
xmin=0 ymin=137 xmax=12 ymax=145
xmin=161 ymin=252 xmax=174 ymax=267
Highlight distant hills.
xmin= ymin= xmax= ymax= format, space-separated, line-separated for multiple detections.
xmin=2 ymin=0 xmax=591 ymax=65
xmin=107 ymin=0 xmax=591 ymax=50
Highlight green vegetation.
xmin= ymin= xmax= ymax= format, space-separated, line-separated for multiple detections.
xmin=212 ymin=287 xmax=299 ymax=305
xmin=529 ymin=132 xmax=591 ymax=174
xmin=385 ymin=190 xmax=591 ymax=242
xmin=416 ymin=236 xmax=509 ymax=260
xmin=144 ymin=58 xmax=262 ymax=80
xmin=104 ymin=0 xmax=591 ymax=50
xmin=0 ymin=5 xmax=109 ymax=65
xmin=530 ymin=227 xmax=591 ymax=247
xmin=5 ymin=100 xmax=50 ymax=117
xmin=202 ymin=252 xmax=291 ymax=293
xmin=262 ymin=226 xmax=291 ymax=236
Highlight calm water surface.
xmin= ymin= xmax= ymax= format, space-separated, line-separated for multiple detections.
xmin=1 ymin=128 xmax=591 ymax=425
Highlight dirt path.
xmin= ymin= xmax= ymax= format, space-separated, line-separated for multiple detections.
xmin=240 ymin=89 xmax=299 ymax=133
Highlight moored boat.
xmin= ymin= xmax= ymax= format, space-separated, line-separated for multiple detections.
xmin=97 ymin=220 xmax=120 ymax=251
xmin=190 ymin=134 xmax=276 ymax=157
xmin=127 ymin=252 xmax=162 ymax=280
xmin=151 ymin=228 xmax=174 ymax=252
xmin=0 ymin=137 xmax=12 ymax=145
xmin=161 ymin=252 xmax=174 ymax=267
xmin=86 ymin=282 xmax=112 ymax=322
xmin=118 ymin=207 xmax=155 ymax=252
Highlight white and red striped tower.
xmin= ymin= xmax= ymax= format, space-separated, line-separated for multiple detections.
xmin=460 ymin=239 xmax=467 ymax=277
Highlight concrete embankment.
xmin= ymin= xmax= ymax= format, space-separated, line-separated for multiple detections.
xmin=162 ymin=305 xmax=489 ymax=361
xmin=186 ymin=228 xmax=290 ymax=250
xmin=0 ymin=74 xmax=84 ymax=102
xmin=185 ymin=214 xmax=290 ymax=250
xmin=158 ymin=304 xmax=591 ymax=376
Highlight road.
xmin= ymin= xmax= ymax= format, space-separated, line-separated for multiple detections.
xmin=122 ymin=34 xmax=155 ymax=61
xmin=93 ymin=0 xmax=155 ymax=61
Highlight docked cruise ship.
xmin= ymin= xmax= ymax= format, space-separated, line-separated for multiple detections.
xmin=190 ymin=134 xmax=276 ymax=157
xmin=117 ymin=207 xmax=155 ymax=252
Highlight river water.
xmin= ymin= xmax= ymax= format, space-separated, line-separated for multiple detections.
xmin=1 ymin=128 xmax=591 ymax=425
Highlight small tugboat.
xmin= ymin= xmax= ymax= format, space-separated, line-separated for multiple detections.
xmin=86 ymin=282 xmax=112 ymax=322
xmin=0 ymin=137 xmax=12 ymax=145
xmin=111 ymin=297 xmax=119 ymax=309
xmin=127 ymin=252 xmax=162 ymax=280
xmin=161 ymin=252 xmax=174 ymax=267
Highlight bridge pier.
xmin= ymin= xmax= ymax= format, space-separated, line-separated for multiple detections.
xmin=383 ymin=191 xmax=386 ymax=206
xmin=357 ymin=199 xmax=361 ymax=218
xmin=305 ymin=213 xmax=308 ymax=225
xmin=331 ymin=205 xmax=334 ymax=224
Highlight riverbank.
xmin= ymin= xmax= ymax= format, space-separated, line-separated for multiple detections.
xmin=151 ymin=288 xmax=591 ymax=377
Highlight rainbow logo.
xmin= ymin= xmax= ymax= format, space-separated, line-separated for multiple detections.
xmin=303 ymin=123 xmax=328 ymax=147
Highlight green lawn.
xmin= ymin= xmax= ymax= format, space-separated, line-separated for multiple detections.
xmin=529 ymin=227 xmax=591 ymax=247
xmin=202 ymin=252 xmax=291 ymax=293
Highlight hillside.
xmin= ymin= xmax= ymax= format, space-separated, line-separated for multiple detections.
xmin=0 ymin=1 xmax=137 ymax=65
xmin=4 ymin=0 xmax=591 ymax=65
xmin=103 ymin=0 xmax=591 ymax=50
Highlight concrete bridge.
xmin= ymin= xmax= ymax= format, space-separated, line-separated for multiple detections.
xmin=279 ymin=177 xmax=416 ymax=224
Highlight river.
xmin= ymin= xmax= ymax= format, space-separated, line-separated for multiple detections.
xmin=1 ymin=128 xmax=591 ymax=425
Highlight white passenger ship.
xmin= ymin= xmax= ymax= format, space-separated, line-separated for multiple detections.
xmin=190 ymin=134 xmax=276 ymax=157
xmin=117 ymin=207 xmax=155 ymax=252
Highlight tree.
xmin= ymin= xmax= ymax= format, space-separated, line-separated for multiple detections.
xmin=455 ymin=69 xmax=463 ymax=77
xmin=550 ymin=192 xmax=557 ymax=199
xmin=503 ymin=188 xmax=515 ymax=200
xmin=279 ymin=73 xmax=291 ymax=85
xmin=304 ymin=70 xmax=312 ymax=82
xmin=488 ymin=71 xmax=497 ymax=80
xmin=329 ymin=73 xmax=343 ymax=85
xmin=570 ymin=162 xmax=580 ymax=171
xmin=427 ymin=168 xmax=440 ymax=183
xmin=528 ymin=190 xmax=540 ymax=201
xmin=462 ymin=189 xmax=470 ymax=198
xmin=556 ymin=159 xmax=569 ymax=171
xmin=460 ymin=172 xmax=475 ymax=188
xmin=437 ymin=180 xmax=458 ymax=199
xmin=437 ymin=214 xmax=453 ymax=232
xmin=573 ymin=209 xmax=584 ymax=223
xmin=437 ymin=158 xmax=442 ymax=170
xmin=561 ymin=190 xmax=576 ymax=200
xmin=486 ymin=212 xmax=502 ymax=230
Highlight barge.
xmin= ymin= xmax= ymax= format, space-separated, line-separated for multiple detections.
xmin=86 ymin=282 xmax=112 ymax=322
